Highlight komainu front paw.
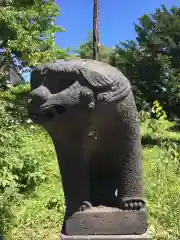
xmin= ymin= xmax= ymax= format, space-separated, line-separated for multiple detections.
xmin=120 ymin=197 xmax=145 ymax=210
xmin=80 ymin=88 xmax=95 ymax=108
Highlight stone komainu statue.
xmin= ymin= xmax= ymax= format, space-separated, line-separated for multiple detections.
xmin=28 ymin=59 xmax=148 ymax=237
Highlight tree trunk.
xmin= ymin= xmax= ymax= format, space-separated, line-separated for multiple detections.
xmin=93 ymin=0 xmax=100 ymax=61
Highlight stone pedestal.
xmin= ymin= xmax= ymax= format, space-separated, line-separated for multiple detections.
xmin=60 ymin=207 xmax=152 ymax=240
xmin=61 ymin=232 xmax=151 ymax=240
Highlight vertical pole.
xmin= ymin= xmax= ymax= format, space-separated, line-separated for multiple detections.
xmin=51 ymin=20 xmax=55 ymax=46
xmin=93 ymin=0 xmax=100 ymax=61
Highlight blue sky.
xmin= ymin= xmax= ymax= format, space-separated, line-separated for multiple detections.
xmin=56 ymin=0 xmax=179 ymax=50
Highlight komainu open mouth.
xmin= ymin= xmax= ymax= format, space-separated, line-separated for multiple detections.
xmin=30 ymin=105 xmax=66 ymax=123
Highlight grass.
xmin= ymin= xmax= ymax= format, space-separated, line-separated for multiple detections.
xmin=3 ymin=117 xmax=180 ymax=240
xmin=4 ymin=125 xmax=65 ymax=240
xmin=142 ymin=119 xmax=180 ymax=239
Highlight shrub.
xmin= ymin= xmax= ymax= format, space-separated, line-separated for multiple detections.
xmin=0 ymin=85 xmax=46 ymax=233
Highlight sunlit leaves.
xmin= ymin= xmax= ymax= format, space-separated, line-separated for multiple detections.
xmin=0 ymin=0 xmax=67 ymax=68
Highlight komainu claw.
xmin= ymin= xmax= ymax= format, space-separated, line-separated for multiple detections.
xmin=120 ymin=198 xmax=145 ymax=210
xmin=88 ymin=102 xmax=95 ymax=108
xmin=79 ymin=201 xmax=92 ymax=211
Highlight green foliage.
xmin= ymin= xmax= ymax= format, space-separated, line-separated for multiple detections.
xmin=75 ymin=31 xmax=113 ymax=62
xmin=0 ymin=186 xmax=20 ymax=233
xmin=109 ymin=5 xmax=180 ymax=117
xmin=0 ymin=85 xmax=64 ymax=238
xmin=139 ymin=110 xmax=150 ymax=123
xmin=151 ymin=100 xmax=167 ymax=120
xmin=0 ymin=85 xmax=47 ymax=233
xmin=75 ymin=31 xmax=94 ymax=59
xmin=0 ymin=0 xmax=68 ymax=68
xmin=141 ymin=120 xmax=180 ymax=239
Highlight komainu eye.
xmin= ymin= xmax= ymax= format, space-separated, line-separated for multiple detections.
xmin=54 ymin=105 xmax=66 ymax=115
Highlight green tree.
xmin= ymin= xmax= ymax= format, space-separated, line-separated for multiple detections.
xmin=0 ymin=0 xmax=68 ymax=68
xmin=75 ymin=31 xmax=113 ymax=63
xmin=110 ymin=5 xmax=180 ymax=117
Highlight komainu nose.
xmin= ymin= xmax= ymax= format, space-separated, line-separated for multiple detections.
xmin=29 ymin=85 xmax=51 ymax=101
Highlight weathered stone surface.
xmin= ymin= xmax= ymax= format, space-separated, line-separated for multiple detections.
xmin=60 ymin=231 xmax=152 ymax=240
xmin=65 ymin=207 xmax=148 ymax=235
xmin=28 ymin=59 xmax=150 ymax=237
